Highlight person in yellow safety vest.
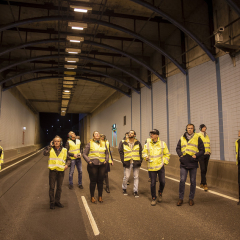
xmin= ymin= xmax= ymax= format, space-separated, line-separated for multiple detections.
xmin=43 ymin=135 xmax=71 ymax=209
xmin=235 ymin=130 xmax=240 ymax=205
xmin=66 ymin=131 xmax=83 ymax=190
xmin=0 ymin=145 xmax=4 ymax=170
xmin=197 ymin=124 xmax=211 ymax=191
xmin=100 ymin=134 xmax=113 ymax=193
xmin=83 ymin=131 xmax=109 ymax=204
xmin=142 ymin=129 xmax=170 ymax=206
xmin=176 ymin=124 xmax=205 ymax=207
xmin=123 ymin=132 xmax=132 ymax=185
xmin=118 ymin=130 xmax=143 ymax=197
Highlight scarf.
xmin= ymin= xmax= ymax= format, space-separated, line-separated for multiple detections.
xmin=185 ymin=133 xmax=194 ymax=140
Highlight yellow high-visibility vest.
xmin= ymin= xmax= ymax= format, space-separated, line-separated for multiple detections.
xmin=0 ymin=146 xmax=4 ymax=170
xmin=197 ymin=133 xmax=211 ymax=153
xmin=143 ymin=138 xmax=170 ymax=171
xmin=235 ymin=139 xmax=239 ymax=165
xmin=181 ymin=134 xmax=199 ymax=156
xmin=123 ymin=140 xmax=140 ymax=161
xmin=48 ymin=148 xmax=67 ymax=171
xmin=89 ymin=140 xmax=106 ymax=163
xmin=106 ymin=140 xmax=112 ymax=163
xmin=68 ymin=139 xmax=81 ymax=160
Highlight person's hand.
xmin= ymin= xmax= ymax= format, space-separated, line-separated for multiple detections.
xmin=146 ymin=156 xmax=149 ymax=161
xmin=89 ymin=161 xmax=92 ymax=165
xmin=77 ymin=153 xmax=81 ymax=158
xmin=192 ymin=155 xmax=196 ymax=159
xmin=111 ymin=161 xmax=114 ymax=166
xmin=104 ymin=161 xmax=106 ymax=164
xmin=74 ymin=154 xmax=78 ymax=158
xmin=64 ymin=165 xmax=68 ymax=170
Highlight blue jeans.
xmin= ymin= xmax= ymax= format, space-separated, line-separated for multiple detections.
xmin=69 ymin=159 xmax=82 ymax=186
xmin=179 ymin=167 xmax=197 ymax=200
xmin=122 ymin=163 xmax=139 ymax=192
xmin=149 ymin=166 xmax=165 ymax=199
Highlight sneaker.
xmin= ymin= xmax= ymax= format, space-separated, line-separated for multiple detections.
xmin=158 ymin=192 xmax=162 ymax=202
xmin=189 ymin=199 xmax=194 ymax=206
xmin=78 ymin=185 xmax=83 ymax=189
xmin=134 ymin=192 xmax=139 ymax=198
xmin=127 ymin=181 xmax=130 ymax=185
xmin=177 ymin=199 xmax=183 ymax=206
xmin=69 ymin=184 xmax=73 ymax=189
xmin=148 ymin=178 xmax=151 ymax=182
xmin=151 ymin=198 xmax=157 ymax=206
xmin=203 ymin=184 xmax=208 ymax=191
xmin=55 ymin=202 xmax=64 ymax=208
xmin=200 ymin=184 xmax=204 ymax=188
xmin=123 ymin=189 xmax=128 ymax=195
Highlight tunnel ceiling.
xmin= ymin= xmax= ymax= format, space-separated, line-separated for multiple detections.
xmin=0 ymin=0 xmax=238 ymax=114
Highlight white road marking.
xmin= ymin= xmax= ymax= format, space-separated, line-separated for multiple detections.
xmin=113 ymin=158 xmax=239 ymax=202
xmin=0 ymin=148 xmax=45 ymax=172
xmin=81 ymin=196 xmax=100 ymax=236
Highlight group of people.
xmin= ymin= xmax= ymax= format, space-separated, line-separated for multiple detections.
xmin=43 ymin=123 xmax=240 ymax=209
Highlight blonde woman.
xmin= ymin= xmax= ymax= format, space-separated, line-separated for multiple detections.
xmin=83 ymin=131 xmax=109 ymax=203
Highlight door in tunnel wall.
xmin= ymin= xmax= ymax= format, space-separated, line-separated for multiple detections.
xmin=168 ymin=73 xmax=188 ymax=154
xmin=141 ymin=87 xmax=152 ymax=145
xmin=189 ymin=60 xmax=220 ymax=160
xmin=220 ymin=54 xmax=240 ymax=161
xmin=152 ymin=80 xmax=168 ymax=145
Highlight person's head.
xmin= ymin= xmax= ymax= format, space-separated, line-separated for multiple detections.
xmin=125 ymin=132 xmax=129 ymax=139
xmin=199 ymin=124 xmax=207 ymax=132
xmin=100 ymin=134 xmax=106 ymax=141
xmin=150 ymin=129 xmax=159 ymax=141
xmin=186 ymin=124 xmax=195 ymax=135
xmin=128 ymin=130 xmax=136 ymax=139
xmin=68 ymin=131 xmax=76 ymax=140
xmin=93 ymin=131 xmax=100 ymax=141
xmin=53 ymin=136 xmax=62 ymax=148
xmin=238 ymin=130 xmax=240 ymax=137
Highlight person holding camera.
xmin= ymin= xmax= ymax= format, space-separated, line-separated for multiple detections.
xmin=43 ymin=136 xmax=71 ymax=209
xmin=66 ymin=131 xmax=83 ymax=190
xmin=118 ymin=130 xmax=143 ymax=197
xmin=176 ymin=124 xmax=205 ymax=206
xmin=83 ymin=131 xmax=109 ymax=204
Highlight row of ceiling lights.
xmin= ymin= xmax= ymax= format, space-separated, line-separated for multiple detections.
xmin=61 ymin=3 xmax=92 ymax=116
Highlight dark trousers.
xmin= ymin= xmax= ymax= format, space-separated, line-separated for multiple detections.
xmin=149 ymin=166 xmax=165 ymax=199
xmin=87 ymin=164 xmax=106 ymax=198
xmin=199 ymin=154 xmax=210 ymax=185
xmin=49 ymin=170 xmax=64 ymax=204
xmin=104 ymin=162 xmax=110 ymax=188
xmin=179 ymin=167 xmax=197 ymax=200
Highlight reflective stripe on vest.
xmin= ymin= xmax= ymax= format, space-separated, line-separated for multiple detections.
xmin=68 ymin=139 xmax=81 ymax=159
xmin=88 ymin=141 xmax=106 ymax=162
xmin=48 ymin=148 xmax=67 ymax=171
xmin=123 ymin=142 xmax=140 ymax=161
xmin=181 ymin=134 xmax=199 ymax=156
xmin=146 ymin=138 xmax=168 ymax=171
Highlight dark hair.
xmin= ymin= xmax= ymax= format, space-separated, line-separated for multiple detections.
xmin=186 ymin=124 xmax=195 ymax=132
xmin=125 ymin=132 xmax=129 ymax=135
xmin=129 ymin=130 xmax=136 ymax=136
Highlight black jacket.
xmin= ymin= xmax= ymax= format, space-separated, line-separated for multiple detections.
xmin=176 ymin=133 xmax=205 ymax=169
xmin=118 ymin=139 xmax=143 ymax=168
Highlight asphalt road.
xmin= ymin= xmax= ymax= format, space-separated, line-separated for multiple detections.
xmin=0 ymin=150 xmax=240 ymax=240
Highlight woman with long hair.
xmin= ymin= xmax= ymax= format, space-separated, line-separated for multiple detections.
xmin=83 ymin=131 xmax=109 ymax=203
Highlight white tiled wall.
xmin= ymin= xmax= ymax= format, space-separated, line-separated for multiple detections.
xmin=131 ymin=91 xmax=140 ymax=141
xmin=140 ymin=87 xmax=152 ymax=145
xmin=168 ymin=73 xmax=188 ymax=153
xmin=0 ymin=91 xmax=36 ymax=150
xmin=220 ymin=54 xmax=240 ymax=162
xmin=189 ymin=60 xmax=220 ymax=160
xmin=152 ymin=80 xmax=168 ymax=144
xmin=90 ymin=95 xmax=131 ymax=147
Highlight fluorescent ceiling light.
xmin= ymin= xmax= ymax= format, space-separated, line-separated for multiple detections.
xmin=68 ymin=22 xmax=87 ymax=30
xmin=63 ymin=77 xmax=75 ymax=80
xmin=67 ymin=36 xmax=84 ymax=43
xmin=70 ymin=5 xmax=92 ymax=13
xmin=65 ymin=48 xmax=81 ymax=54
xmin=64 ymin=90 xmax=70 ymax=93
xmin=64 ymin=71 xmax=76 ymax=75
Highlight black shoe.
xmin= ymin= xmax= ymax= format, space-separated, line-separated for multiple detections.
xmin=106 ymin=187 xmax=110 ymax=193
xmin=127 ymin=181 xmax=130 ymax=185
xmin=78 ymin=185 xmax=83 ymax=189
xmin=69 ymin=184 xmax=73 ymax=189
xmin=55 ymin=202 xmax=64 ymax=208
xmin=134 ymin=192 xmax=139 ymax=198
xmin=123 ymin=189 xmax=128 ymax=195
xmin=50 ymin=203 xmax=55 ymax=209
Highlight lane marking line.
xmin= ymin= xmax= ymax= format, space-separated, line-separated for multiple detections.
xmin=81 ymin=196 xmax=100 ymax=236
xmin=0 ymin=148 xmax=45 ymax=172
xmin=113 ymin=158 xmax=239 ymax=202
